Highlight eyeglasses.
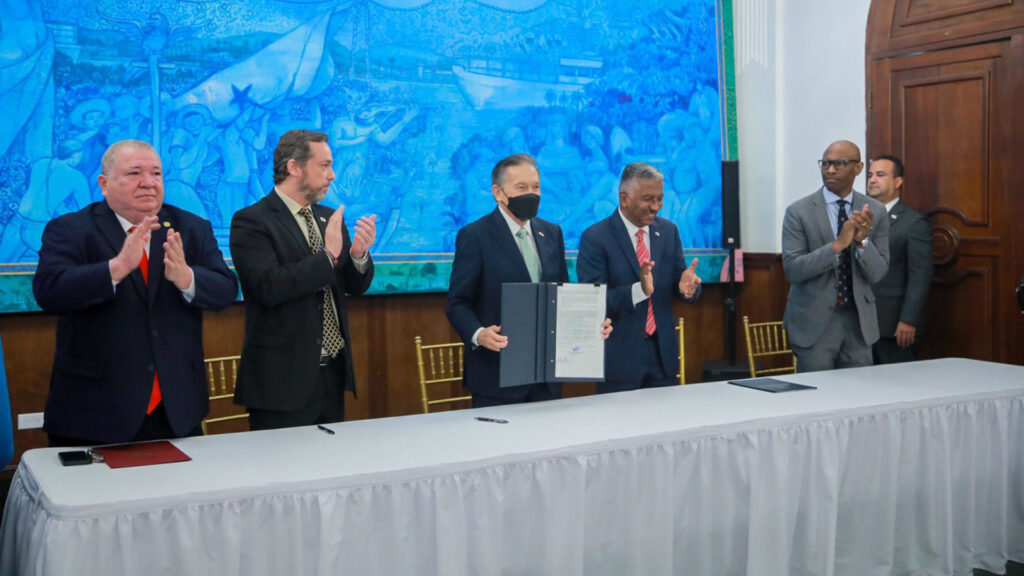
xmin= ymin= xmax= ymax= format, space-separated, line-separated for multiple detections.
xmin=818 ymin=159 xmax=859 ymax=170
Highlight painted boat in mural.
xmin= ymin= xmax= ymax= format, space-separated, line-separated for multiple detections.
xmin=452 ymin=56 xmax=602 ymax=110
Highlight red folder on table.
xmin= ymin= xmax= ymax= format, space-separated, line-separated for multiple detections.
xmin=93 ymin=440 xmax=191 ymax=469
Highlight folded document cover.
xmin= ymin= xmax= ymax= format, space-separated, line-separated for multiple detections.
xmin=500 ymin=282 xmax=606 ymax=387
xmin=729 ymin=377 xmax=817 ymax=393
xmin=93 ymin=440 xmax=191 ymax=469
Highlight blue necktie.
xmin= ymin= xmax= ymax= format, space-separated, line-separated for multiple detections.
xmin=836 ymin=199 xmax=854 ymax=308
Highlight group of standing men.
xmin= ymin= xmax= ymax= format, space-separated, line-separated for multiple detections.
xmin=782 ymin=140 xmax=933 ymax=372
xmin=446 ymin=154 xmax=702 ymax=407
xmin=35 ymin=131 xmax=375 ymax=446
xmin=31 ymin=131 xmax=932 ymax=446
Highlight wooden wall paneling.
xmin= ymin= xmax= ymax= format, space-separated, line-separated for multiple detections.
xmin=0 ymin=313 xmax=57 ymax=474
xmin=344 ymin=294 xmax=374 ymax=421
xmin=374 ymin=293 xmax=461 ymax=417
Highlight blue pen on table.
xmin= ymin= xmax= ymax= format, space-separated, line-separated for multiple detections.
xmin=475 ymin=417 xmax=508 ymax=424
xmin=317 ymin=425 xmax=335 ymax=435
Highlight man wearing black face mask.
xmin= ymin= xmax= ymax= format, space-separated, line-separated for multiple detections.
xmin=446 ymin=153 xmax=570 ymax=407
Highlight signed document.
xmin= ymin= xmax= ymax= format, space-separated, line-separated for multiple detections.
xmin=553 ymin=283 xmax=606 ymax=379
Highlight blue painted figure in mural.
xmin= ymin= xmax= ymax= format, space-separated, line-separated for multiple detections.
xmin=67 ymin=98 xmax=111 ymax=201
xmin=164 ymin=104 xmax=217 ymax=220
xmin=106 ymin=95 xmax=145 ymax=144
xmin=536 ymin=113 xmax=584 ymax=224
xmin=0 ymin=141 xmax=89 ymax=263
xmin=212 ymin=100 xmax=269 ymax=227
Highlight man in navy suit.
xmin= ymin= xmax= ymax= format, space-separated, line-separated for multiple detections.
xmin=446 ymin=154 xmax=571 ymax=407
xmin=866 ymin=155 xmax=932 ymax=364
xmin=33 ymin=140 xmax=238 ymax=446
xmin=577 ymin=162 xmax=701 ymax=393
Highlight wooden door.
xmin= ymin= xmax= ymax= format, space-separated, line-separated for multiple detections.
xmin=867 ymin=1 xmax=1024 ymax=365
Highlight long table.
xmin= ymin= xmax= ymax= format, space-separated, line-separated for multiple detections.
xmin=2 ymin=358 xmax=1022 ymax=576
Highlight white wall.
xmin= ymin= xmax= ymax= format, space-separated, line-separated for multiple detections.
xmin=732 ymin=0 xmax=872 ymax=252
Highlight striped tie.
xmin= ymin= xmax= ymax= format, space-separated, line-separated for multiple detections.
xmin=636 ymin=229 xmax=656 ymax=336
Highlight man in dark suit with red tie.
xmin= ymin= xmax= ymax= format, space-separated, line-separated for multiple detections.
xmin=34 ymin=140 xmax=238 ymax=446
xmin=577 ymin=162 xmax=701 ymax=393
xmin=446 ymin=154 xmax=570 ymax=407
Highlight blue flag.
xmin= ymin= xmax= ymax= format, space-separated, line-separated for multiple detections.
xmin=0 ymin=335 xmax=13 ymax=469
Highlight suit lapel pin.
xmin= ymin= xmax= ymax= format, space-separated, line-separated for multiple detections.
xmin=890 ymin=214 xmax=898 ymax=221
xmin=538 ymin=231 xmax=545 ymax=237
xmin=654 ymin=231 xmax=660 ymax=237
xmin=162 ymin=221 xmax=171 ymax=228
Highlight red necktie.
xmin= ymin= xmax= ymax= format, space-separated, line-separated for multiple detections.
xmin=636 ymin=230 xmax=656 ymax=336
xmin=130 ymin=226 xmax=161 ymax=414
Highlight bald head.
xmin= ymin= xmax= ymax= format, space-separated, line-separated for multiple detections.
xmin=824 ymin=140 xmax=861 ymax=162
xmin=819 ymin=140 xmax=863 ymax=197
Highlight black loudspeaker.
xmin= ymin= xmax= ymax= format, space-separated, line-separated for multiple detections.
xmin=721 ymin=160 xmax=740 ymax=248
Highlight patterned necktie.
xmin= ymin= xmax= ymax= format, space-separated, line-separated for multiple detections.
xmin=636 ymin=229 xmax=656 ymax=336
xmin=298 ymin=207 xmax=345 ymax=357
xmin=515 ymin=227 xmax=542 ymax=283
xmin=835 ymin=199 xmax=854 ymax=307
xmin=129 ymin=226 xmax=161 ymax=414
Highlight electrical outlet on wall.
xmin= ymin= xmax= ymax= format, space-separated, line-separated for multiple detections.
xmin=17 ymin=412 xmax=44 ymax=430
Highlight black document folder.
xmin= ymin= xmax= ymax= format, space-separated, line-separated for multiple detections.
xmin=499 ymin=283 xmax=605 ymax=388
xmin=728 ymin=377 xmax=817 ymax=393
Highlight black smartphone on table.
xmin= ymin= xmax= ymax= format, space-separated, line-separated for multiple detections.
xmin=58 ymin=450 xmax=94 ymax=466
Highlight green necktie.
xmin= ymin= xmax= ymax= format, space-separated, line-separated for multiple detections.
xmin=515 ymin=227 xmax=542 ymax=283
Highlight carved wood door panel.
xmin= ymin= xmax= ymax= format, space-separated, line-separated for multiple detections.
xmin=868 ymin=37 xmax=1023 ymax=363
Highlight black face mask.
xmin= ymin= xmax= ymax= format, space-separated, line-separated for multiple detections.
xmin=503 ymin=192 xmax=540 ymax=221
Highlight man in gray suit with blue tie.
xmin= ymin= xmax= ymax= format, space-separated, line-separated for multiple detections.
xmin=782 ymin=140 xmax=890 ymax=372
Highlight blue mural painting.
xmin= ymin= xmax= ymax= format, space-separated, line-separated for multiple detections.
xmin=0 ymin=0 xmax=726 ymax=310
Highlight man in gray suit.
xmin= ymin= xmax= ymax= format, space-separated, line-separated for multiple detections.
xmin=782 ymin=140 xmax=890 ymax=372
xmin=866 ymin=155 xmax=933 ymax=364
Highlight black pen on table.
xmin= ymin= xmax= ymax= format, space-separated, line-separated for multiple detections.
xmin=475 ymin=417 xmax=508 ymax=424
xmin=317 ymin=424 xmax=335 ymax=435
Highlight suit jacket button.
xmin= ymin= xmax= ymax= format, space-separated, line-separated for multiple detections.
xmin=147 ymin=364 xmax=155 ymax=372
xmin=315 ymin=337 xmax=323 ymax=345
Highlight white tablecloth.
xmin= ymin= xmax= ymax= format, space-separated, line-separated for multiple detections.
xmin=2 ymin=358 xmax=1022 ymax=576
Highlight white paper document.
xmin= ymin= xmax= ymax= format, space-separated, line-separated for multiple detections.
xmin=553 ymin=283 xmax=606 ymax=379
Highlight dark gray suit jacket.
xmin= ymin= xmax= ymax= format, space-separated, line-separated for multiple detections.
xmin=230 ymin=191 xmax=373 ymax=411
xmin=874 ymin=200 xmax=933 ymax=337
xmin=782 ymin=188 xmax=890 ymax=347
